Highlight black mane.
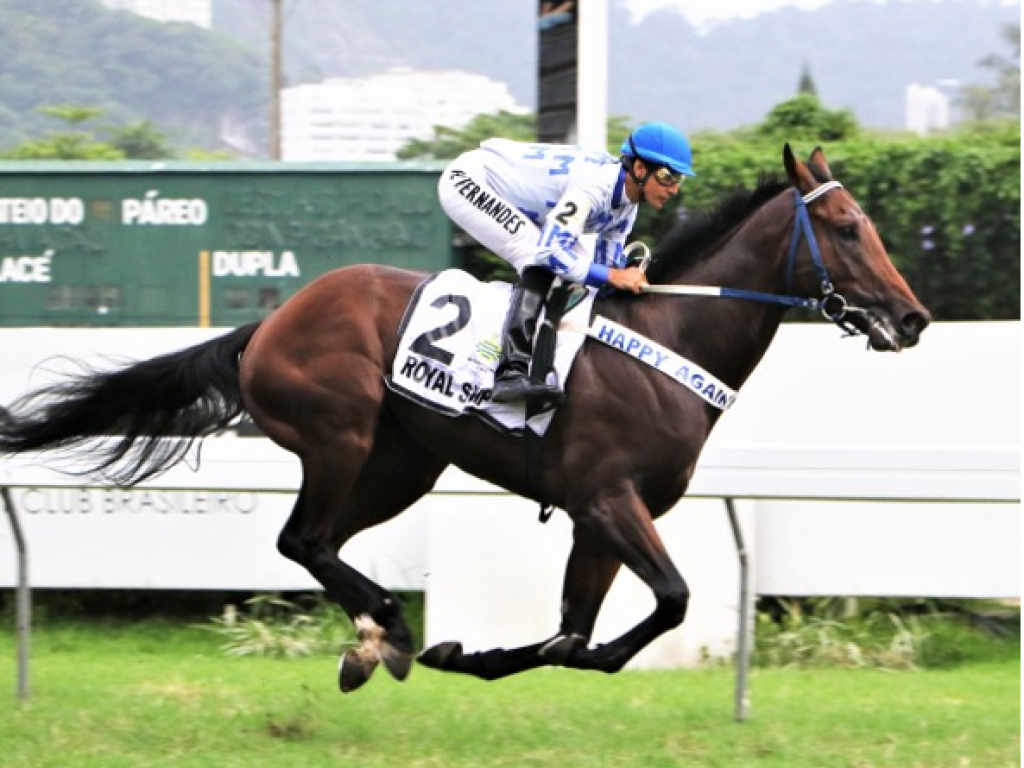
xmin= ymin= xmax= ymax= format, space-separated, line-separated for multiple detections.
xmin=646 ymin=173 xmax=790 ymax=283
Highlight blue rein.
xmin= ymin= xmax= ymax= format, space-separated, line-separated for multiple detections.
xmin=643 ymin=181 xmax=853 ymax=324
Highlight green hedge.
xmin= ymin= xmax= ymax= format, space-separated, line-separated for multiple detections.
xmin=638 ymin=125 xmax=1020 ymax=321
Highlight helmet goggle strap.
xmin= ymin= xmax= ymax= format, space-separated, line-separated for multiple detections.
xmin=624 ymin=135 xmax=653 ymax=202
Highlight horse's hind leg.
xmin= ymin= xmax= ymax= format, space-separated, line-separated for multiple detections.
xmin=277 ymin=408 xmax=447 ymax=692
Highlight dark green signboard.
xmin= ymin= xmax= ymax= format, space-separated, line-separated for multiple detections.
xmin=0 ymin=161 xmax=451 ymax=326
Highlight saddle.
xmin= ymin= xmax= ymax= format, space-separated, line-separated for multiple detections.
xmin=385 ymin=269 xmax=594 ymax=437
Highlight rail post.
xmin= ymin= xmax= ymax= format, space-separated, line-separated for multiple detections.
xmin=2 ymin=486 xmax=30 ymax=701
xmin=725 ymin=497 xmax=751 ymax=722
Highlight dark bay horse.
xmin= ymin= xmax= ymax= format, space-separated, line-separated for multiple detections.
xmin=0 ymin=145 xmax=929 ymax=692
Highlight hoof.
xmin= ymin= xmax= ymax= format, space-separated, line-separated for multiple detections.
xmin=418 ymin=641 xmax=463 ymax=671
xmin=381 ymin=642 xmax=415 ymax=681
xmin=338 ymin=647 xmax=379 ymax=693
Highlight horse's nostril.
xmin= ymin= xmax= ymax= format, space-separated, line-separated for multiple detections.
xmin=902 ymin=310 xmax=931 ymax=338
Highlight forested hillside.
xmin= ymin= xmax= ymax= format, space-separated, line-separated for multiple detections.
xmin=0 ymin=0 xmax=264 ymax=152
xmin=607 ymin=1 xmax=1019 ymax=131
xmin=214 ymin=0 xmax=1018 ymax=131
xmin=0 ymin=0 xmax=1017 ymax=156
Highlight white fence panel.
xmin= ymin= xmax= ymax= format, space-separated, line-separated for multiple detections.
xmin=1 ymin=322 xmax=1019 ymax=671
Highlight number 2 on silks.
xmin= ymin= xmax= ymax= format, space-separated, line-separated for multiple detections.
xmin=410 ymin=294 xmax=471 ymax=366
xmin=555 ymin=202 xmax=577 ymax=226
xmin=552 ymin=196 xmax=589 ymax=230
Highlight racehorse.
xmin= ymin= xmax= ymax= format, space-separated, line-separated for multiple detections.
xmin=0 ymin=145 xmax=929 ymax=692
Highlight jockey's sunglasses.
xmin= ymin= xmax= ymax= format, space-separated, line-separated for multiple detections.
xmin=650 ymin=165 xmax=684 ymax=187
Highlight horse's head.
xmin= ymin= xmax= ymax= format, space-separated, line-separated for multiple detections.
xmin=783 ymin=144 xmax=930 ymax=351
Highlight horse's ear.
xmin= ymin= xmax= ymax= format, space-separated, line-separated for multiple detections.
xmin=809 ymin=145 xmax=834 ymax=180
xmin=783 ymin=143 xmax=817 ymax=194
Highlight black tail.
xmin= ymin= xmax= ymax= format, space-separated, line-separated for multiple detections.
xmin=0 ymin=322 xmax=261 ymax=485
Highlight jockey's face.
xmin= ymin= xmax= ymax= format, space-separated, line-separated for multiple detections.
xmin=637 ymin=160 xmax=682 ymax=209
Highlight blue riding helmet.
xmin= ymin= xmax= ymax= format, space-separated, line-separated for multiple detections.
xmin=620 ymin=122 xmax=696 ymax=177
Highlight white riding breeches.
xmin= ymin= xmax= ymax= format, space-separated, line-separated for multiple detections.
xmin=438 ymin=150 xmax=549 ymax=276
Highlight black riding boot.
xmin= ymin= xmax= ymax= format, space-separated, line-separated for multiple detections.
xmin=491 ymin=267 xmax=565 ymax=404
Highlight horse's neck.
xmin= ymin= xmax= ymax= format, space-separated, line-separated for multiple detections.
xmin=635 ymin=193 xmax=795 ymax=389
xmin=690 ymin=191 xmax=794 ymax=296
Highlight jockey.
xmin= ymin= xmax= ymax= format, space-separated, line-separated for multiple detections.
xmin=437 ymin=121 xmax=695 ymax=404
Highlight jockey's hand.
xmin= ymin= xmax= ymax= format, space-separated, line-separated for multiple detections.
xmin=607 ymin=265 xmax=649 ymax=295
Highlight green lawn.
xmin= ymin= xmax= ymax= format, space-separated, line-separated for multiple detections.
xmin=0 ymin=622 xmax=1019 ymax=768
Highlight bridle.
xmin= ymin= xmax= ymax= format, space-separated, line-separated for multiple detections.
xmin=785 ymin=181 xmax=853 ymax=327
xmin=639 ymin=181 xmax=888 ymax=343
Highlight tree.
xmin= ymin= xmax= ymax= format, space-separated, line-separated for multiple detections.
xmin=1 ymin=106 xmax=123 ymax=160
xmin=797 ymin=60 xmax=818 ymax=97
xmin=108 ymin=120 xmax=176 ymax=160
xmin=0 ymin=105 xmax=176 ymax=160
xmin=958 ymin=23 xmax=1020 ymax=121
xmin=755 ymin=93 xmax=859 ymax=142
xmin=0 ymin=0 xmax=264 ymax=156
xmin=398 ymin=111 xmax=635 ymax=161
xmin=397 ymin=111 xmax=536 ymax=160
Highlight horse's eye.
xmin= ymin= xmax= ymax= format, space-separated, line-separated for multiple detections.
xmin=837 ymin=224 xmax=859 ymax=241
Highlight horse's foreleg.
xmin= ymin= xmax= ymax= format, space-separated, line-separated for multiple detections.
xmin=561 ymin=487 xmax=689 ymax=673
xmin=418 ymin=639 xmax=558 ymax=680
xmin=418 ymin=533 xmax=623 ymax=680
xmin=419 ymin=487 xmax=687 ymax=680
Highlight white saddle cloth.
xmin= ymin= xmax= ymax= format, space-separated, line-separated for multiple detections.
xmin=385 ymin=269 xmax=595 ymax=435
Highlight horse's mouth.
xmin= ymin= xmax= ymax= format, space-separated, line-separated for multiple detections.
xmin=845 ymin=308 xmax=914 ymax=352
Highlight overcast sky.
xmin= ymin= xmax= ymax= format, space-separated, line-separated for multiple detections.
xmin=623 ymin=0 xmax=1020 ymax=30
xmin=625 ymin=0 xmax=831 ymax=27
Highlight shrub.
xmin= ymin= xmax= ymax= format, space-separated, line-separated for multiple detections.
xmin=754 ymin=597 xmax=1020 ymax=670
xmin=641 ymin=124 xmax=1021 ymax=320
xmin=204 ymin=593 xmax=355 ymax=658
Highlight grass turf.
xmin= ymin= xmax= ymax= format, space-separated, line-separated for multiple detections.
xmin=0 ymin=622 xmax=1019 ymax=768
